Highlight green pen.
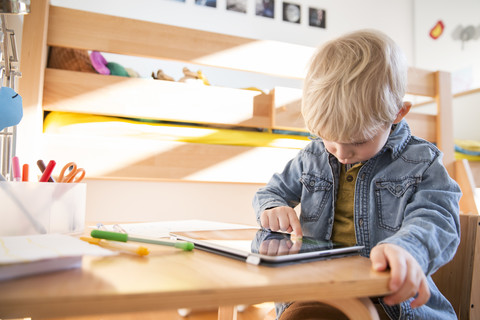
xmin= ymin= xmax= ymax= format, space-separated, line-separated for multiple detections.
xmin=90 ymin=230 xmax=194 ymax=251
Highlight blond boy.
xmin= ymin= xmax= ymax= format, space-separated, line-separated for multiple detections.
xmin=253 ymin=30 xmax=461 ymax=319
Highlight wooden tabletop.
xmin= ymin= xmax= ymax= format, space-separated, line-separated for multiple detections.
xmin=0 ymin=236 xmax=390 ymax=319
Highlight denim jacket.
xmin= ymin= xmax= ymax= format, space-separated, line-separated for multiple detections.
xmin=253 ymin=120 xmax=461 ymax=320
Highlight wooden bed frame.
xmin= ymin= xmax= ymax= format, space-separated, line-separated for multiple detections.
xmin=19 ymin=1 xmax=479 ymax=318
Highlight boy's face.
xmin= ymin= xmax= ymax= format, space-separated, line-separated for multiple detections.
xmin=322 ymin=125 xmax=391 ymax=164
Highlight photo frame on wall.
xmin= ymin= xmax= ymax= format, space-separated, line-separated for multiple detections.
xmin=195 ymin=0 xmax=217 ymax=8
xmin=309 ymin=7 xmax=326 ymax=29
xmin=227 ymin=0 xmax=247 ymax=13
xmin=161 ymin=0 xmax=328 ymax=32
xmin=256 ymin=0 xmax=274 ymax=19
xmin=283 ymin=2 xmax=301 ymax=24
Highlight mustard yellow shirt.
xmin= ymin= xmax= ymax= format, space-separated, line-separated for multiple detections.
xmin=331 ymin=163 xmax=363 ymax=246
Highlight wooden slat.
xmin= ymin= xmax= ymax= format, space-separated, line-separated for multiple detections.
xmin=407 ymin=67 xmax=436 ymax=97
xmin=454 ymin=86 xmax=480 ymax=98
xmin=43 ymin=68 xmax=270 ymax=128
xmin=469 ymin=161 xmax=480 ymax=187
xmin=435 ymin=71 xmax=455 ymax=177
xmin=47 ymin=6 xmax=313 ymax=79
xmin=471 ymin=221 xmax=480 ymax=320
xmin=18 ymin=0 xmax=49 ymax=111
xmin=404 ymin=112 xmax=437 ymax=143
xmin=40 ymin=134 xmax=304 ymax=184
xmin=271 ymin=87 xmax=306 ymax=132
xmin=456 ymin=159 xmax=479 ymax=215
xmin=218 ymin=306 xmax=237 ymax=320
xmin=433 ymin=214 xmax=480 ymax=319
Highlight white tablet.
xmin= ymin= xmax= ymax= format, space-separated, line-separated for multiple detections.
xmin=170 ymin=228 xmax=364 ymax=266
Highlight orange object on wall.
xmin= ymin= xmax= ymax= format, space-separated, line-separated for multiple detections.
xmin=430 ymin=20 xmax=445 ymax=39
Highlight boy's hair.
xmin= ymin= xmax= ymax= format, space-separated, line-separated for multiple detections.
xmin=301 ymin=29 xmax=407 ymax=143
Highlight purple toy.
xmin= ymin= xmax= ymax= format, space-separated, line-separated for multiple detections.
xmin=90 ymin=51 xmax=111 ymax=75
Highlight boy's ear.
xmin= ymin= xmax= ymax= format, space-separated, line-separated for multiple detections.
xmin=393 ymin=101 xmax=412 ymax=124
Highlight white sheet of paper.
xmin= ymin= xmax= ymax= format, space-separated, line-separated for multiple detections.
xmin=0 ymin=234 xmax=116 ymax=281
xmin=95 ymin=219 xmax=255 ymax=238
xmin=0 ymin=233 xmax=115 ymax=265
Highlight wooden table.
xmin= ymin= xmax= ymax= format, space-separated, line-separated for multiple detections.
xmin=0 ymin=236 xmax=390 ymax=320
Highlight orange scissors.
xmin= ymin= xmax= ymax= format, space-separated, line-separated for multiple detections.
xmin=58 ymin=162 xmax=86 ymax=183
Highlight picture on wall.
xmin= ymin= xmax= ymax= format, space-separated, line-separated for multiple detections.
xmin=309 ymin=7 xmax=326 ymax=29
xmin=283 ymin=2 xmax=301 ymax=24
xmin=227 ymin=0 xmax=247 ymax=13
xmin=256 ymin=0 xmax=274 ymax=19
xmin=195 ymin=0 xmax=217 ymax=8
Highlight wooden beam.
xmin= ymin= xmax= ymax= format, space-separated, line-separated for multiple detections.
xmin=456 ymin=159 xmax=479 ymax=215
xmin=18 ymin=0 xmax=49 ymax=111
xmin=46 ymin=6 xmax=313 ymax=79
xmin=407 ymin=67 xmax=435 ymax=97
xmin=435 ymin=71 xmax=455 ymax=177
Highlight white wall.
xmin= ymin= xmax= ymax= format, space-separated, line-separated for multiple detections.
xmin=413 ymin=0 xmax=480 ymax=140
xmin=414 ymin=0 xmax=480 ymax=92
xmin=85 ymin=179 xmax=261 ymax=225
xmin=453 ymin=91 xmax=480 ymax=141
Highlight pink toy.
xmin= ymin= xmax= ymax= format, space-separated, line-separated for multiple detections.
xmin=90 ymin=51 xmax=110 ymax=75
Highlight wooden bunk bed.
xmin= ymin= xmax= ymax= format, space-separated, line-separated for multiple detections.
xmin=19 ymin=1 xmax=478 ymax=319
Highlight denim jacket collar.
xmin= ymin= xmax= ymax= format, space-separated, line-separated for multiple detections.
xmin=383 ymin=120 xmax=412 ymax=160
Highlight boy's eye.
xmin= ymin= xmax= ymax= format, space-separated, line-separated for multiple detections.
xmin=352 ymin=141 xmax=367 ymax=146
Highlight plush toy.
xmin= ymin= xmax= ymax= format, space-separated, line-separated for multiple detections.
xmin=125 ymin=68 xmax=140 ymax=78
xmin=48 ymin=47 xmax=96 ymax=73
xmin=90 ymin=51 xmax=110 ymax=75
xmin=0 ymin=87 xmax=23 ymax=131
xmin=90 ymin=51 xmax=130 ymax=77
xmin=179 ymin=67 xmax=210 ymax=85
xmin=152 ymin=69 xmax=175 ymax=81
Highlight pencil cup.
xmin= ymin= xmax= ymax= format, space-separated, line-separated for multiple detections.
xmin=0 ymin=182 xmax=86 ymax=236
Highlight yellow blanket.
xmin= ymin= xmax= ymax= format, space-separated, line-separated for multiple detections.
xmin=44 ymin=112 xmax=310 ymax=150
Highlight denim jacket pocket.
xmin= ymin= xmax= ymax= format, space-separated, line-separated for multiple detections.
xmin=299 ymin=173 xmax=333 ymax=222
xmin=374 ymin=176 xmax=421 ymax=231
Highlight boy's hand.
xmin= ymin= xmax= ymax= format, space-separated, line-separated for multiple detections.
xmin=370 ymin=243 xmax=430 ymax=309
xmin=260 ymin=206 xmax=303 ymax=237
xmin=259 ymin=237 xmax=302 ymax=256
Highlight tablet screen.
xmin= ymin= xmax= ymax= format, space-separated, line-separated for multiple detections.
xmin=251 ymin=229 xmax=346 ymax=256
xmin=170 ymin=228 xmax=363 ymax=265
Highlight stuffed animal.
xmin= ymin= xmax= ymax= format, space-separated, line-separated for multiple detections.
xmin=48 ymin=47 xmax=96 ymax=73
xmin=90 ymin=51 xmax=130 ymax=77
xmin=0 ymin=87 xmax=23 ymax=131
xmin=152 ymin=69 xmax=174 ymax=81
xmin=179 ymin=67 xmax=210 ymax=85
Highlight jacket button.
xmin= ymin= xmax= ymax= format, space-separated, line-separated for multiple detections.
xmin=359 ymin=218 xmax=364 ymax=226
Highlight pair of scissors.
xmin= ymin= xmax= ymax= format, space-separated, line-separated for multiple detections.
xmin=57 ymin=162 xmax=86 ymax=183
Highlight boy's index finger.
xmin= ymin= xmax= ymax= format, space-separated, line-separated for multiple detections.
xmin=287 ymin=210 xmax=303 ymax=237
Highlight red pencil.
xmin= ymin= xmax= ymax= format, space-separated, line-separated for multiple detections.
xmin=39 ymin=160 xmax=56 ymax=182
xmin=22 ymin=164 xmax=29 ymax=181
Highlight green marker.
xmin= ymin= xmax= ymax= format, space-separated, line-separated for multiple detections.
xmin=91 ymin=230 xmax=194 ymax=251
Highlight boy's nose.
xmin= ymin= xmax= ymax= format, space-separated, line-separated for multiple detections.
xmin=335 ymin=145 xmax=353 ymax=163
